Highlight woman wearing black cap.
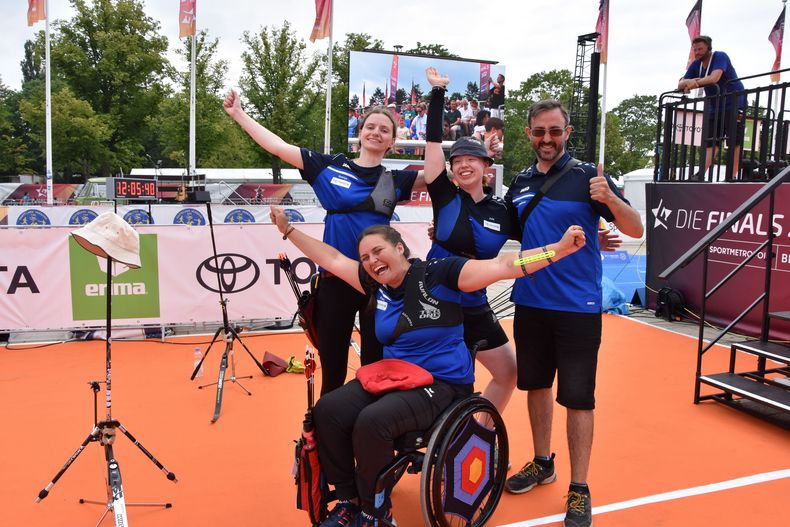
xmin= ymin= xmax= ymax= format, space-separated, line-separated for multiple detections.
xmin=269 ymin=205 xmax=585 ymax=527
xmin=224 ymin=90 xmax=423 ymax=396
xmin=422 ymin=67 xmax=519 ymax=417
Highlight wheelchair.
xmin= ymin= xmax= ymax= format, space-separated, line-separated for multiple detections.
xmin=372 ymin=393 xmax=508 ymax=527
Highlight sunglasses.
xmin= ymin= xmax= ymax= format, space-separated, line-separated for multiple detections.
xmin=530 ymin=127 xmax=567 ymax=137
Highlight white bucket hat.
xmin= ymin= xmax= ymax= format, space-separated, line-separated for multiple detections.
xmin=71 ymin=212 xmax=141 ymax=268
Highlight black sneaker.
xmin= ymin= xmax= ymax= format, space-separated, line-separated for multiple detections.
xmin=563 ymin=488 xmax=592 ymax=527
xmin=504 ymin=453 xmax=556 ymax=494
xmin=319 ymin=500 xmax=360 ymax=527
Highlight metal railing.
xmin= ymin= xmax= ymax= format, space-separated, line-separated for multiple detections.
xmin=655 ymin=69 xmax=790 ymax=182
xmin=658 ymin=166 xmax=788 ymax=402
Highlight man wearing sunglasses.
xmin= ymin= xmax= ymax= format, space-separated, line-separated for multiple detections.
xmin=504 ymin=100 xmax=643 ymax=527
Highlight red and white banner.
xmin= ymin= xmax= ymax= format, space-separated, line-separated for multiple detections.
xmin=595 ymin=0 xmax=609 ymax=64
xmin=479 ymin=63 xmax=491 ymax=101
xmin=388 ymin=54 xmax=399 ymax=105
xmin=769 ymin=6 xmax=785 ymax=82
xmin=27 ymin=0 xmax=46 ymax=27
xmin=178 ymin=0 xmax=196 ymax=38
xmin=0 ymin=222 xmax=431 ymax=332
xmin=309 ymin=0 xmax=332 ymax=42
xmin=686 ymin=0 xmax=702 ymax=67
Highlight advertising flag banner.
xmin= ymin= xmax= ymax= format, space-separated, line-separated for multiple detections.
xmin=27 ymin=0 xmax=46 ymax=26
xmin=309 ymin=0 xmax=332 ymax=42
xmin=686 ymin=0 xmax=702 ymax=66
xmin=179 ymin=0 xmax=196 ymax=38
xmin=769 ymin=6 xmax=785 ymax=82
xmin=479 ymin=63 xmax=491 ymax=101
xmin=595 ymin=0 xmax=609 ymax=64
xmin=389 ymin=54 xmax=399 ymax=105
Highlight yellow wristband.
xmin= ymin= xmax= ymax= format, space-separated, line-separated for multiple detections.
xmin=514 ymin=250 xmax=556 ymax=267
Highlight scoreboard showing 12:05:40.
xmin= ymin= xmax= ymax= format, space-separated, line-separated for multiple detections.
xmin=106 ymin=177 xmax=157 ymax=201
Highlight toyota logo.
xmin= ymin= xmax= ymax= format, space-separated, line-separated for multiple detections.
xmin=196 ymin=253 xmax=260 ymax=293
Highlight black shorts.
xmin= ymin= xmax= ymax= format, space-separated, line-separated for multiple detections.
xmin=704 ymin=109 xmax=744 ymax=148
xmin=462 ymin=305 xmax=509 ymax=352
xmin=513 ymin=306 xmax=601 ymax=410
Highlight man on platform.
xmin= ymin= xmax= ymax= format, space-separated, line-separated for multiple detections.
xmin=678 ymin=35 xmax=746 ymax=181
xmin=504 ymin=100 xmax=643 ymax=527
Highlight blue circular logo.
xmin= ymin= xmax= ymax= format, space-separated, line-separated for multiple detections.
xmin=124 ymin=209 xmax=154 ymax=224
xmin=391 ymin=212 xmax=400 ymax=222
xmin=68 ymin=209 xmax=99 ymax=225
xmin=284 ymin=209 xmax=305 ymax=223
xmin=16 ymin=209 xmax=51 ymax=226
xmin=174 ymin=208 xmax=206 ymax=225
xmin=225 ymin=209 xmax=256 ymax=223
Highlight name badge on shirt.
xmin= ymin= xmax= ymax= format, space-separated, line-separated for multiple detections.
xmin=330 ymin=176 xmax=352 ymax=189
xmin=483 ymin=220 xmax=501 ymax=232
xmin=377 ymin=299 xmax=388 ymax=311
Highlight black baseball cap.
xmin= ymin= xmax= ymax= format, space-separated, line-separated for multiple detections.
xmin=449 ymin=137 xmax=494 ymax=165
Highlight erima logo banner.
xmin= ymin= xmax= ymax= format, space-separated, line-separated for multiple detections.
xmin=652 ymin=198 xmax=673 ymax=230
xmin=69 ymin=234 xmax=160 ymax=320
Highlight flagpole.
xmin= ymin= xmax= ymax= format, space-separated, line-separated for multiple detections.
xmin=322 ymin=1 xmax=334 ymax=155
xmin=44 ymin=0 xmax=53 ymax=204
xmin=598 ymin=62 xmax=608 ymax=166
xmin=189 ymin=33 xmax=196 ymax=176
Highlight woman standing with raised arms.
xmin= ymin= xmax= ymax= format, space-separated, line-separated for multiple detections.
xmin=224 ymin=90 xmax=423 ymax=395
xmin=420 ymin=66 xmax=518 ymax=416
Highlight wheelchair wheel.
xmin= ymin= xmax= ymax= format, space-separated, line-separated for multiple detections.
xmin=419 ymin=396 xmax=508 ymax=527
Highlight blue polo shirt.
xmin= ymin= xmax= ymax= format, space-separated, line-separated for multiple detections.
xmin=360 ymin=257 xmax=474 ymax=385
xmin=684 ymin=51 xmax=746 ymax=111
xmin=426 ymin=170 xmax=512 ymax=307
xmin=505 ymin=153 xmax=628 ymax=313
xmin=300 ymin=148 xmax=417 ymax=261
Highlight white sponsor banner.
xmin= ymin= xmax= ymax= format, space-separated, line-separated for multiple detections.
xmin=673 ymin=109 xmax=705 ymax=147
xmin=4 ymin=204 xmax=432 ymax=227
xmin=1 ymin=222 xmax=431 ymax=331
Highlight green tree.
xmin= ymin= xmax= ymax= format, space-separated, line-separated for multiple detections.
xmin=466 ymin=82 xmax=479 ymax=101
xmin=239 ymin=21 xmax=322 ymax=182
xmin=405 ymin=43 xmax=458 ymax=57
xmin=349 ymin=94 xmax=359 ymax=109
xmin=19 ymin=85 xmax=112 ymax=178
xmin=413 ymin=83 xmax=425 ymax=102
xmin=611 ymin=94 xmax=657 ymax=170
xmin=370 ymin=87 xmax=385 ymax=106
xmin=395 ymin=88 xmax=408 ymax=106
xmin=152 ymin=30 xmax=258 ymax=169
xmin=0 ymin=79 xmax=29 ymax=175
xmin=21 ymin=39 xmax=44 ymax=83
xmin=50 ymin=0 xmax=169 ymax=176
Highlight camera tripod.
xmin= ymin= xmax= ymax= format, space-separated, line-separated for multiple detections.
xmin=36 ymin=255 xmax=177 ymax=526
xmin=190 ymin=201 xmax=270 ymax=423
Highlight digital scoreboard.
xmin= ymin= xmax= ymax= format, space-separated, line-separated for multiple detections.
xmin=106 ymin=177 xmax=157 ymax=201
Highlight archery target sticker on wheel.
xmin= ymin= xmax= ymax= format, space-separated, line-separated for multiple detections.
xmin=443 ymin=418 xmax=496 ymax=520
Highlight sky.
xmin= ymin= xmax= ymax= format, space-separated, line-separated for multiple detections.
xmin=0 ymin=0 xmax=788 ymax=110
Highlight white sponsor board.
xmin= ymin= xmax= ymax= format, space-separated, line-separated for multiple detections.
xmin=0 ymin=222 xmax=431 ymax=332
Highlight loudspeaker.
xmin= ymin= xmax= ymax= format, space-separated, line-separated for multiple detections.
xmin=188 ymin=191 xmax=211 ymax=203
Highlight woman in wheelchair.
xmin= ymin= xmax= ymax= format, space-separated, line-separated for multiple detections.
xmin=270 ymin=206 xmax=585 ymax=527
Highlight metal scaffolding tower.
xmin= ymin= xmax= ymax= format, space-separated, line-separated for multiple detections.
xmin=568 ymin=32 xmax=601 ymax=162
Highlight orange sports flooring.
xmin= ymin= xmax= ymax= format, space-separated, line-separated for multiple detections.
xmin=1 ymin=315 xmax=788 ymax=527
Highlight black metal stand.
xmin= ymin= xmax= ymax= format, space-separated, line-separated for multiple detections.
xmin=190 ymin=202 xmax=269 ymax=423
xmin=36 ymin=257 xmax=176 ymax=526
